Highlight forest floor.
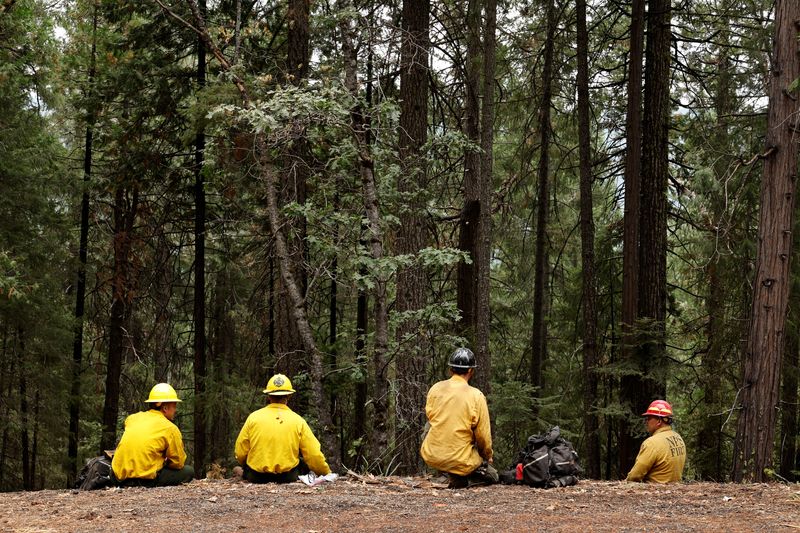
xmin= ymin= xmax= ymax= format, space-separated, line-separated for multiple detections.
xmin=0 ymin=475 xmax=798 ymax=532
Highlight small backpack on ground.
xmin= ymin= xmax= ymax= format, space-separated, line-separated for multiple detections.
xmin=74 ymin=452 xmax=115 ymax=490
xmin=506 ymin=426 xmax=582 ymax=488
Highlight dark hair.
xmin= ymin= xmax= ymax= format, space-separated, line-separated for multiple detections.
xmin=268 ymin=395 xmax=290 ymax=404
xmin=450 ymin=366 xmax=470 ymax=375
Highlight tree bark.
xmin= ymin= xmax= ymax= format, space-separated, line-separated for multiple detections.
xmin=618 ymin=0 xmax=646 ymax=476
xmin=209 ymin=271 xmax=234 ymax=464
xmin=779 ymin=301 xmax=798 ymax=481
xmin=68 ymin=4 xmax=97 ymax=487
xmin=636 ymin=0 xmax=670 ymax=398
xmin=529 ymin=0 xmax=556 ymax=411
xmin=733 ymin=0 xmax=800 ymax=483
xmin=264 ymin=160 xmax=339 ymax=469
xmin=475 ymin=0 xmax=496 ymax=396
xmin=457 ymin=0 xmax=482 ymax=354
xmin=100 ymin=184 xmax=138 ymax=453
xmin=193 ymin=0 xmax=208 ymax=479
xmin=395 ymin=0 xmax=430 ymax=475
xmin=17 ymin=328 xmax=31 ymax=491
xmin=697 ymin=15 xmax=732 ymax=480
xmin=274 ymin=0 xmax=310 ymax=379
xmin=576 ymin=0 xmax=600 ymax=479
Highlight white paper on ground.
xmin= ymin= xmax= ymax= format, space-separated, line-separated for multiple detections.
xmin=298 ymin=473 xmax=339 ymax=486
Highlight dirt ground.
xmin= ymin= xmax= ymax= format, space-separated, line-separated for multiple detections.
xmin=0 ymin=476 xmax=797 ymax=532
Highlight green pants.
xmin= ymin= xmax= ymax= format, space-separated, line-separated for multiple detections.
xmin=447 ymin=462 xmax=499 ymax=489
xmin=117 ymin=465 xmax=195 ymax=487
xmin=242 ymin=460 xmax=309 ymax=484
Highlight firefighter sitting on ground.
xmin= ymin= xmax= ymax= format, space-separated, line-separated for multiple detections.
xmin=111 ymin=383 xmax=195 ymax=487
xmin=235 ymin=374 xmax=331 ymax=483
xmin=626 ymin=399 xmax=686 ymax=483
xmin=420 ymin=348 xmax=498 ymax=488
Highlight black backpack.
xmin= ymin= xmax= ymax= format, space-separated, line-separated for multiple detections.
xmin=74 ymin=453 xmax=115 ymax=490
xmin=510 ymin=426 xmax=582 ymax=488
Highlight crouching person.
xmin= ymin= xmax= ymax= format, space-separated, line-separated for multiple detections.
xmin=420 ymin=348 xmax=498 ymax=488
xmin=111 ymin=383 xmax=195 ymax=487
xmin=235 ymin=374 xmax=331 ymax=483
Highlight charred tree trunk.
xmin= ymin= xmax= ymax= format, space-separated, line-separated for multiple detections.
xmin=0 ymin=325 xmax=9 ymax=489
xmin=733 ymin=0 xmax=800 ymax=483
xmin=100 ymin=185 xmax=138 ymax=453
xmin=457 ymin=0 xmax=482 ymax=353
xmin=209 ymin=271 xmax=234 ymax=464
xmin=476 ymin=0 xmax=496 ymax=396
xmin=68 ymin=5 xmax=97 ymax=487
xmin=529 ymin=0 xmax=556 ymax=411
xmin=31 ymin=390 xmax=39 ymax=489
xmin=618 ymin=0 xmax=646 ymax=476
xmin=351 ymin=24 xmax=372 ymax=470
xmin=17 ymin=328 xmax=31 ymax=491
xmin=576 ymin=0 xmax=600 ymax=479
xmin=395 ymin=0 xmax=430 ymax=475
xmin=193 ymin=0 xmax=208 ymax=479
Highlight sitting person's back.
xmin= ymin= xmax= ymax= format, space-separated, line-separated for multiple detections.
xmin=626 ymin=400 xmax=686 ymax=483
xmin=111 ymin=383 xmax=194 ymax=487
xmin=235 ymin=374 xmax=330 ymax=483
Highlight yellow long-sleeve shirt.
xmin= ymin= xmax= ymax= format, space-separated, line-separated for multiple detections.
xmin=235 ymin=403 xmax=331 ymax=475
xmin=626 ymin=426 xmax=686 ymax=483
xmin=420 ymin=374 xmax=493 ymax=476
xmin=111 ymin=409 xmax=187 ymax=481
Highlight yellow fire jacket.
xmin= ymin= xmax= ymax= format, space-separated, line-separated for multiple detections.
xmin=235 ymin=403 xmax=331 ymax=475
xmin=111 ymin=409 xmax=187 ymax=481
xmin=626 ymin=426 xmax=686 ymax=483
xmin=420 ymin=374 xmax=493 ymax=476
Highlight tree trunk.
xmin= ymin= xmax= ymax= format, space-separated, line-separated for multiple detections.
xmin=697 ymin=18 xmax=733 ymax=480
xmin=618 ymin=0 xmax=645 ymax=476
xmin=339 ymin=1 xmax=390 ymax=470
xmin=31 ymin=390 xmax=39 ymax=490
xmin=733 ymin=0 xmax=800 ymax=483
xmin=395 ymin=0 xmax=430 ymax=475
xmin=100 ymin=185 xmax=138 ymax=453
xmin=274 ymin=0 xmax=310 ymax=379
xmin=263 ymin=160 xmax=339 ymax=469
xmin=209 ymin=271 xmax=234 ymax=464
xmin=780 ymin=303 xmax=798 ymax=481
xmin=68 ymin=4 xmax=97 ymax=487
xmin=576 ymin=0 xmax=600 ymax=479
xmin=475 ymin=0 xmax=496 ymax=397
xmin=193 ymin=0 xmax=208 ymax=479
xmin=529 ymin=0 xmax=556 ymax=411
xmin=636 ymin=0 xmax=670 ymax=398
xmin=17 ymin=328 xmax=31 ymax=491
xmin=457 ymin=0 xmax=482 ymax=354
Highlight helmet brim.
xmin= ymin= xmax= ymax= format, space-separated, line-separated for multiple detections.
xmin=263 ymin=389 xmax=295 ymax=395
xmin=145 ymin=399 xmax=182 ymax=403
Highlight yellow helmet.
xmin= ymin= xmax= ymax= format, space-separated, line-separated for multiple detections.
xmin=263 ymin=374 xmax=295 ymax=395
xmin=145 ymin=383 xmax=182 ymax=403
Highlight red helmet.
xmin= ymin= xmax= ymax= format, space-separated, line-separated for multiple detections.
xmin=642 ymin=400 xmax=673 ymax=418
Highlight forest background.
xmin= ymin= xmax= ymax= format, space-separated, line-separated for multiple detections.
xmin=1 ymin=0 xmax=798 ymax=491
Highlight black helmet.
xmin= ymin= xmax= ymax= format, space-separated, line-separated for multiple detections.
xmin=449 ymin=348 xmax=477 ymax=369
